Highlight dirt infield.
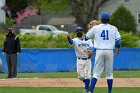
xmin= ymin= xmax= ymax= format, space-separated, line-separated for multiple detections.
xmin=0 ymin=78 xmax=140 ymax=87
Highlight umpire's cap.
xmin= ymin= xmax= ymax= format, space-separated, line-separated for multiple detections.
xmin=75 ymin=26 xmax=84 ymax=32
xmin=101 ymin=11 xmax=110 ymax=20
xmin=8 ymin=27 xmax=13 ymax=30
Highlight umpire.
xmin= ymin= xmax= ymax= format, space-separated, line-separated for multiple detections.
xmin=2 ymin=27 xmax=21 ymax=78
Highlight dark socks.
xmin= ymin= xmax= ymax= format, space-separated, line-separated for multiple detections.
xmin=83 ymin=79 xmax=90 ymax=91
xmin=90 ymin=77 xmax=97 ymax=93
xmin=107 ymin=79 xmax=113 ymax=93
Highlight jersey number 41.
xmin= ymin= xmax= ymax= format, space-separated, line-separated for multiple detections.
xmin=101 ymin=30 xmax=109 ymax=40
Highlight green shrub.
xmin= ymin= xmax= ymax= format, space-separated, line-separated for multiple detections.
xmin=120 ymin=31 xmax=139 ymax=47
xmin=0 ymin=33 xmax=6 ymax=48
xmin=17 ymin=32 xmax=140 ymax=48
xmin=110 ymin=5 xmax=137 ymax=33
xmin=1 ymin=17 xmax=14 ymax=30
xmin=0 ymin=32 xmax=139 ymax=48
xmin=18 ymin=34 xmax=71 ymax=48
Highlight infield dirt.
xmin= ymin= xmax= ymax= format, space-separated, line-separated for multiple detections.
xmin=0 ymin=78 xmax=140 ymax=87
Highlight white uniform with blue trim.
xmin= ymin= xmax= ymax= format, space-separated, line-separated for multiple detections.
xmin=71 ymin=38 xmax=94 ymax=79
xmin=86 ymin=23 xmax=121 ymax=79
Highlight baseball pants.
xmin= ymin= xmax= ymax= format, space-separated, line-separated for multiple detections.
xmin=77 ymin=58 xmax=91 ymax=79
xmin=6 ymin=54 xmax=17 ymax=78
xmin=93 ymin=50 xmax=114 ymax=79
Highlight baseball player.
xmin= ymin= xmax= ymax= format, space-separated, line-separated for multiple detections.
xmin=67 ymin=27 xmax=94 ymax=93
xmin=85 ymin=12 xmax=121 ymax=93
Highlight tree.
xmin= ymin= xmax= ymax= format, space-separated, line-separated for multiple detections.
xmin=70 ymin=0 xmax=108 ymax=31
xmin=15 ymin=7 xmax=38 ymax=24
xmin=6 ymin=0 xmax=28 ymax=18
xmin=31 ymin=0 xmax=70 ymax=15
xmin=110 ymin=5 xmax=137 ymax=33
xmin=31 ymin=0 xmax=108 ymax=31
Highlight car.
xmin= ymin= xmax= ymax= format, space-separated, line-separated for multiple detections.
xmin=20 ymin=25 xmax=68 ymax=36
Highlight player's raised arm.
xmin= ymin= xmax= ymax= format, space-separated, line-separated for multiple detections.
xmin=87 ymin=20 xmax=101 ymax=31
xmin=85 ymin=27 xmax=95 ymax=41
xmin=67 ymin=35 xmax=73 ymax=45
xmin=85 ymin=20 xmax=100 ymax=41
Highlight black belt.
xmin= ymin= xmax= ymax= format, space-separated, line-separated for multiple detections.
xmin=78 ymin=58 xmax=89 ymax=60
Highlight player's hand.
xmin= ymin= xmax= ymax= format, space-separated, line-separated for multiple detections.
xmin=17 ymin=52 xmax=20 ymax=55
xmin=116 ymin=48 xmax=120 ymax=56
xmin=2 ymin=52 xmax=4 ymax=55
xmin=67 ymin=35 xmax=70 ymax=39
xmin=88 ymin=50 xmax=93 ymax=58
xmin=63 ymin=34 xmax=69 ymax=39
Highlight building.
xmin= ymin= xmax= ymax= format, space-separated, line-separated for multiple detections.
xmin=0 ymin=0 xmax=6 ymax=24
xmin=99 ymin=0 xmax=140 ymax=32
xmin=47 ymin=17 xmax=76 ymax=25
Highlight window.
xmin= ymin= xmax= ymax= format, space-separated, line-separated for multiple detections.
xmin=137 ymin=13 xmax=140 ymax=24
xmin=39 ymin=26 xmax=45 ymax=30
xmin=39 ymin=26 xmax=51 ymax=31
xmin=138 ymin=19 xmax=140 ymax=24
xmin=124 ymin=0 xmax=130 ymax=2
xmin=138 ymin=14 xmax=140 ymax=18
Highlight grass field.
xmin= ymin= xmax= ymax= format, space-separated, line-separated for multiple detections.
xmin=0 ymin=71 xmax=139 ymax=93
xmin=0 ymin=70 xmax=140 ymax=78
xmin=0 ymin=87 xmax=139 ymax=93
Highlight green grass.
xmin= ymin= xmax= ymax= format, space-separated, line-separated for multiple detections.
xmin=0 ymin=70 xmax=140 ymax=78
xmin=0 ymin=87 xmax=139 ymax=93
xmin=111 ymin=70 xmax=140 ymax=78
xmin=0 ymin=71 xmax=140 ymax=93
xmin=0 ymin=72 xmax=77 ymax=79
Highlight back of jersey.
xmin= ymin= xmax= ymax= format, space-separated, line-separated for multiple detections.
xmin=86 ymin=23 xmax=121 ymax=49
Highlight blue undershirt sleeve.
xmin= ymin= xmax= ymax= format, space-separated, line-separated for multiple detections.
xmin=89 ymin=47 xmax=94 ymax=52
xmin=68 ymin=37 xmax=73 ymax=45
xmin=116 ymin=40 xmax=121 ymax=48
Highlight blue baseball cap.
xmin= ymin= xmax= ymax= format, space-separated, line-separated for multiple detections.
xmin=101 ymin=11 xmax=110 ymax=20
xmin=75 ymin=26 xmax=83 ymax=32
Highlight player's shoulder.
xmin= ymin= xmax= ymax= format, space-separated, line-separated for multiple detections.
xmin=103 ymin=24 xmax=118 ymax=33
xmin=92 ymin=24 xmax=105 ymax=30
xmin=93 ymin=24 xmax=101 ymax=28
xmin=108 ymin=24 xmax=118 ymax=30
xmin=90 ymin=24 xmax=100 ymax=31
xmin=72 ymin=37 xmax=79 ymax=41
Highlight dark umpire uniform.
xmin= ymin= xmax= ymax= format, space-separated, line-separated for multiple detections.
xmin=2 ymin=27 xmax=21 ymax=78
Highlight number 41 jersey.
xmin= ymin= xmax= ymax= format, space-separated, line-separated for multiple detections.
xmin=86 ymin=23 xmax=121 ymax=49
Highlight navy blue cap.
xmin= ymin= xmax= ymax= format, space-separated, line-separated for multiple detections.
xmin=75 ymin=26 xmax=83 ymax=32
xmin=101 ymin=11 xmax=110 ymax=19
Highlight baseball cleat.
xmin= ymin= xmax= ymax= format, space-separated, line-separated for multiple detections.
xmin=82 ymin=89 xmax=89 ymax=93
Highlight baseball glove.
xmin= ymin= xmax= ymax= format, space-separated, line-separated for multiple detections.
xmin=88 ymin=50 xmax=93 ymax=58
xmin=87 ymin=20 xmax=101 ymax=30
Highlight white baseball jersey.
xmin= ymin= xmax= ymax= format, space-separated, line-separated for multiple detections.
xmin=71 ymin=37 xmax=93 ymax=79
xmin=86 ymin=23 xmax=121 ymax=79
xmin=72 ymin=38 xmax=94 ymax=58
xmin=86 ymin=23 xmax=121 ymax=49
